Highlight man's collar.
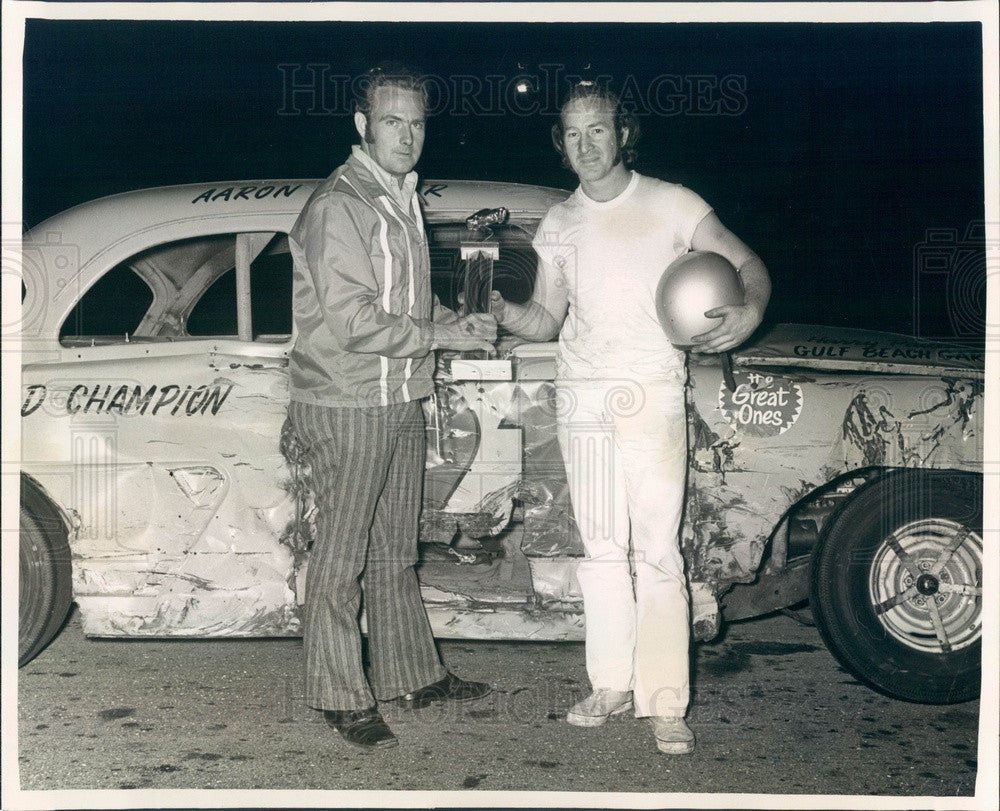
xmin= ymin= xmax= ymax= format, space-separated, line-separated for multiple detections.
xmin=350 ymin=144 xmax=419 ymax=206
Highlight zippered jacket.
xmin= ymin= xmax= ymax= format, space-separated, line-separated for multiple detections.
xmin=288 ymin=153 xmax=443 ymax=407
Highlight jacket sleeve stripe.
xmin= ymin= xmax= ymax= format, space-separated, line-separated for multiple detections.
xmin=406 ymin=195 xmax=425 ymax=404
xmin=341 ymin=175 xmax=394 ymax=405
xmin=379 ymin=197 xmax=420 ymax=401
xmin=402 ymin=358 xmax=413 ymax=402
xmin=410 ymin=195 xmax=425 ymax=238
xmin=379 ymin=356 xmax=390 ymax=406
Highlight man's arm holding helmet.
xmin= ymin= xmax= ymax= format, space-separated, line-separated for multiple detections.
xmin=687 ymin=211 xmax=772 ymax=354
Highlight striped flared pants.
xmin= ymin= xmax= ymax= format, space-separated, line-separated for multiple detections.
xmin=288 ymin=399 xmax=446 ymax=711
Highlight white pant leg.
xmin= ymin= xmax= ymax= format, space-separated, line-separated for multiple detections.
xmin=557 ymin=382 xmax=635 ymax=692
xmin=613 ymin=379 xmax=690 ymax=717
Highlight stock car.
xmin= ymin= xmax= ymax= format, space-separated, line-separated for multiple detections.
xmin=17 ymin=178 xmax=984 ymax=705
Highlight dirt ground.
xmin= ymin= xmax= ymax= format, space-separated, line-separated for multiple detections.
xmin=11 ymin=606 xmax=990 ymax=808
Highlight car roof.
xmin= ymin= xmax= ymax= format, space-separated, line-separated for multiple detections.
xmin=25 ymin=178 xmax=570 ymax=241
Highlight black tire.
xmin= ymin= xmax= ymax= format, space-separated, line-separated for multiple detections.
xmin=810 ymin=469 xmax=982 ymax=704
xmin=19 ymin=477 xmax=74 ymax=667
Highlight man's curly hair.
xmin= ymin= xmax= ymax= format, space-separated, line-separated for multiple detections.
xmin=551 ymin=81 xmax=640 ymax=169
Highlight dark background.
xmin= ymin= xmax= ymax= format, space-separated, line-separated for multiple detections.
xmin=22 ymin=19 xmax=987 ymax=340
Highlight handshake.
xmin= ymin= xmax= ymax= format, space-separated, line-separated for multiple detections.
xmin=433 ymin=290 xmax=507 ymax=353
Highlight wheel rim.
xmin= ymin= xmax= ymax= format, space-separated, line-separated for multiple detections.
xmin=868 ymin=518 xmax=982 ymax=654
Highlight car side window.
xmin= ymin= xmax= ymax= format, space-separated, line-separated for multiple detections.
xmin=59 ymin=232 xmax=292 ymax=346
xmin=187 ymin=234 xmax=292 ymax=341
xmin=58 ymin=264 xmax=154 ymax=345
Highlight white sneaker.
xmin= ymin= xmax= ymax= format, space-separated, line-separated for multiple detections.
xmin=649 ymin=716 xmax=695 ymax=754
xmin=565 ymin=689 xmax=633 ymax=727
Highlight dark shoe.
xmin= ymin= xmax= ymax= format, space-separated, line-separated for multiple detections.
xmin=395 ymin=672 xmax=492 ymax=710
xmin=324 ymin=708 xmax=398 ymax=750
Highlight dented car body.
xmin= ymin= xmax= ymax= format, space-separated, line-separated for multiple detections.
xmin=18 ymin=180 xmax=984 ymax=703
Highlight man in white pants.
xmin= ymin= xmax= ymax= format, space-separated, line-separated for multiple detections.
xmin=492 ymin=82 xmax=770 ymax=754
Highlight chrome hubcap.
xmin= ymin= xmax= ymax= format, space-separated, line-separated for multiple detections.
xmin=868 ymin=518 xmax=982 ymax=654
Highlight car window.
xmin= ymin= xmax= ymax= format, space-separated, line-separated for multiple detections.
xmin=59 ymin=222 xmax=541 ymax=347
xmin=187 ymin=235 xmax=292 ymax=341
xmin=59 ymin=233 xmax=292 ymax=346
xmin=58 ymin=263 xmax=154 ymax=345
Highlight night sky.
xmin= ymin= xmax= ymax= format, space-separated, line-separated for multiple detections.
xmin=21 ymin=18 xmax=987 ymax=341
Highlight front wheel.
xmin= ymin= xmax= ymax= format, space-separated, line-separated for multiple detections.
xmin=19 ymin=478 xmax=74 ymax=667
xmin=810 ymin=469 xmax=982 ymax=704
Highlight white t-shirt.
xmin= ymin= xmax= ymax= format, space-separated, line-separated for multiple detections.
xmin=532 ymin=171 xmax=713 ymax=381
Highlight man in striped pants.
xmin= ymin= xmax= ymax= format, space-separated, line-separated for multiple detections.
xmin=286 ymin=63 xmax=495 ymax=750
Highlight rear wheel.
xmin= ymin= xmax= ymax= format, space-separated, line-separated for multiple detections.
xmin=810 ymin=469 xmax=982 ymax=703
xmin=19 ymin=479 xmax=73 ymax=667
